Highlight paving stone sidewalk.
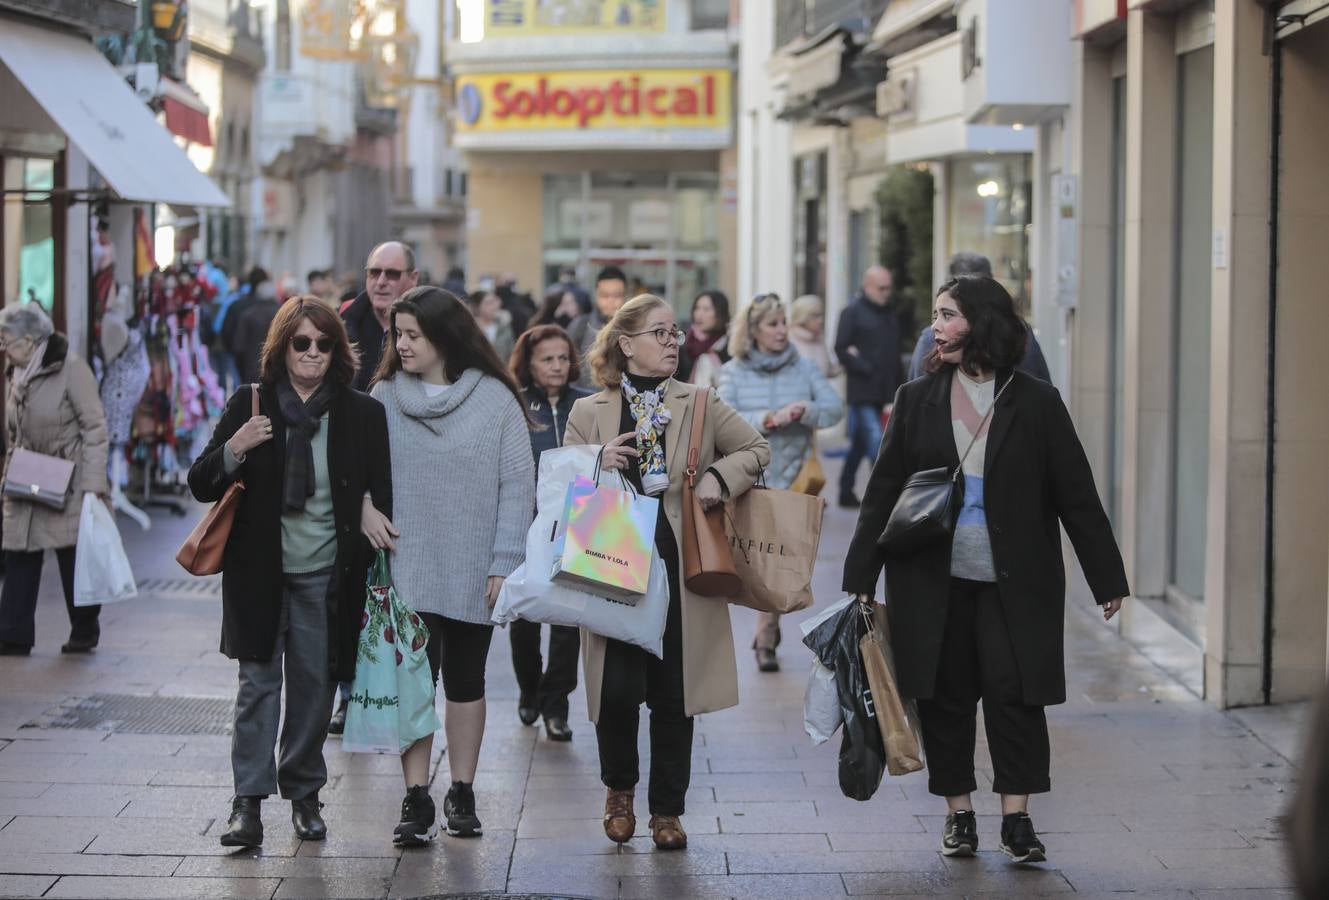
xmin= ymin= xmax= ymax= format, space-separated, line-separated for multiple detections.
xmin=0 ymin=476 xmax=1302 ymax=899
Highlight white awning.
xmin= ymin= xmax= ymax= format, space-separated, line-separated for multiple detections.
xmin=0 ymin=18 xmax=230 ymax=208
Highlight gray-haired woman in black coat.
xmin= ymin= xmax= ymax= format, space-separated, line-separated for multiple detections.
xmin=842 ymin=275 xmax=1128 ymax=866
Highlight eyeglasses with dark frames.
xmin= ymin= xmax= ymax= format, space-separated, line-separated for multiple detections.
xmin=626 ymin=326 xmax=686 ymax=346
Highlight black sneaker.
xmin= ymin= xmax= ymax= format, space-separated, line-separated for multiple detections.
xmin=941 ymin=809 xmax=978 ymax=857
xmin=443 ymin=781 xmax=482 ymax=837
xmin=393 ymin=785 xmax=437 ymax=847
xmin=999 ymin=812 xmax=1046 ymax=863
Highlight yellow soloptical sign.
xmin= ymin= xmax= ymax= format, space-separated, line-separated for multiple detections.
xmin=454 ymin=69 xmax=731 ymax=133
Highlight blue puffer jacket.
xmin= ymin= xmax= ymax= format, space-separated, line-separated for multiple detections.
xmin=716 ymin=348 xmax=845 ymax=489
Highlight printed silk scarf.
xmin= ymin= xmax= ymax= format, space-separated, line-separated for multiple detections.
xmin=620 ymin=378 xmax=672 ymax=491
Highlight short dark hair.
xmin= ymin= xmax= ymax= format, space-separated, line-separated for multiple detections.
xmin=509 ymin=324 xmax=581 ymax=388
xmin=446 ymin=266 xmax=465 ymax=282
xmin=948 ymin=252 xmax=992 ymax=278
xmin=306 ymin=269 xmax=325 ymax=286
xmin=924 ymin=276 xmax=1027 ymax=375
xmin=246 ymin=266 xmax=269 ymax=292
xmin=259 ymin=295 xmax=358 ymax=387
xmin=596 ymin=265 xmax=627 ymax=287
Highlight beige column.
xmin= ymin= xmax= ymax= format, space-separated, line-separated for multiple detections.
xmin=464 ymin=161 xmax=544 ymax=294
xmin=1262 ymin=19 xmax=1329 ymax=701
xmin=1069 ymin=39 xmax=1114 ymax=494
xmin=1203 ymin=1 xmax=1272 ymax=707
xmin=1118 ymin=8 xmax=1177 ymax=602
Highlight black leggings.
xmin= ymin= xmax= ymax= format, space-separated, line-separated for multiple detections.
xmin=419 ymin=612 xmax=494 ymax=703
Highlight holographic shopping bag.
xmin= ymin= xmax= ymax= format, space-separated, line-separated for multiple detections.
xmin=550 ymin=474 xmax=658 ymax=603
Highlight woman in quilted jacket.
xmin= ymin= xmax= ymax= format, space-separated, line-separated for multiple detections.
xmin=716 ymin=294 xmax=843 ymax=672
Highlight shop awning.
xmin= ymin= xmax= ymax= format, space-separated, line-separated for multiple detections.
xmin=161 ymin=78 xmax=213 ymax=147
xmin=0 ymin=18 xmax=230 ymax=208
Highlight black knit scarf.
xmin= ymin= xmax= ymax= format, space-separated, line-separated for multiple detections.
xmin=275 ymin=378 xmax=333 ymax=512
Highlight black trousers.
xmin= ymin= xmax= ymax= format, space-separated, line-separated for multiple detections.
xmin=420 ymin=613 xmax=493 ymax=703
xmin=595 ymin=552 xmax=692 ymax=816
xmin=916 ymin=577 xmax=1051 ymax=797
xmin=510 ymin=620 xmax=580 ymax=720
xmin=0 ymin=547 xmax=98 ymax=648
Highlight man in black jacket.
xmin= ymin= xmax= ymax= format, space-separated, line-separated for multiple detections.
xmin=341 ymin=241 xmax=419 ymax=393
xmin=834 ymin=265 xmax=907 ymax=508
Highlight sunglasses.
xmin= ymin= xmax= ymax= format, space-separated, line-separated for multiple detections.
xmin=291 ymin=335 xmax=335 ymax=354
xmin=366 ymin=267 xmax=409 ymax=281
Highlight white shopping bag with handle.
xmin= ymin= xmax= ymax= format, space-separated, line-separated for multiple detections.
xmin=73 ymin=494 xmax=138 ymax=606
xmin=493 ymin=444 xmax=668 ymax=658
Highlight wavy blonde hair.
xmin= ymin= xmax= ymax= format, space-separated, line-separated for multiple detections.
xmin=587 ymin=293 xmax=671 ymax=388
xmin=729 ymin=293 xmax=786 ymax=360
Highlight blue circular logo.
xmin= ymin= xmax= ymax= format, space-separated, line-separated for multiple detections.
xmin=458 ymin=82 xmax=482 ymax=126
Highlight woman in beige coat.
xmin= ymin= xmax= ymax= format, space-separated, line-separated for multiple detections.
xmin=0 ymin=303 xmax=109 ymax=655
xmin=565 ymin=294 xmax=769 ymax=852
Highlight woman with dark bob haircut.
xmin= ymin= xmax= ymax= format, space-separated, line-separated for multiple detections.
xmin=189 ymin=296 xmax=394 ymax=850
xmin=842 ymin=275 xmax=1129 ymax=866
xmin=505 ymin=323 xmax=589 ymax=742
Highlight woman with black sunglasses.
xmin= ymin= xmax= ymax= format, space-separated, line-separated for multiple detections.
xmin=188 ymin=296 xmax=394 ymax=851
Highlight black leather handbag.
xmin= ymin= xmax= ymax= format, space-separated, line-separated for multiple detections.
xmin=877 ymin=375 xmax=1012 ymax=555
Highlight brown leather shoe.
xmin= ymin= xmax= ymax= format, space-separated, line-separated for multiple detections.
xmin=648 ymin=814 xmax=687 ymax=850
xmin=603 ymin=788 xmax=635 ymax=844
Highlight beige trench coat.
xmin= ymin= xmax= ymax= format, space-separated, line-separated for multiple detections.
xmin=2 ymin=336 xmax=109 ymax=552
xmin=565 ymin=383 xmax=770 ymax=722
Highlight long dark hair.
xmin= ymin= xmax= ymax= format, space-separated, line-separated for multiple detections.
xmin=924 ymin=276 xmax=1028 ymax=375
xmin=371 ymin=286 xmax=531 ymax=421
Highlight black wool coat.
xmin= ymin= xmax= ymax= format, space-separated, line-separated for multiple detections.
xmin=841 ymin=367 xmax=1129 ymax=707
xmin=187 ymin=382 xmax=392 ymax=682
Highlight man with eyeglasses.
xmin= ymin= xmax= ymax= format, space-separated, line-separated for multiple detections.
xmin=341 ymin=241 xmax=419 ymax=393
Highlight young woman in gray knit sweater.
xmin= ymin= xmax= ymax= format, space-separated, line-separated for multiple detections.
xmin=364 ymin=286 xmax=535 ymax=847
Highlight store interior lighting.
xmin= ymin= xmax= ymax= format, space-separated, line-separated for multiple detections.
xmin=976 ymin=180 xmax=1000 ymax=198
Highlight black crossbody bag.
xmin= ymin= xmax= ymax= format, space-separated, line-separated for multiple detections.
xmin=877 ymin=375 xmax=1012 ymax=555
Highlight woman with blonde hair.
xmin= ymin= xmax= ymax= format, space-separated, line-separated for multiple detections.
xmin=718 ymin=294 xmax=843 ymax=671
xmin=788 ymin=294 xmax=840 ymax=379
xmin=566 ymin=294 xmax=769 ymax=851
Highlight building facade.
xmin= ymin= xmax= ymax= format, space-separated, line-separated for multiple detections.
xmin=1070 ymin=0 xmax=1329 ymax=709
xmin=449 ymin=0 xmax=736 ymax=310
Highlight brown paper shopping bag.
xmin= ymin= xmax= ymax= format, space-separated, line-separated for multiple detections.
xmin=723 ymin=486 xmax=825 ymax=614
xmin=859 ymin=605 xmax=925 ymax=776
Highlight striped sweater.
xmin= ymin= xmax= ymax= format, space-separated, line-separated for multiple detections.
xmin=950 ymin=370 xmax=998 ymax=582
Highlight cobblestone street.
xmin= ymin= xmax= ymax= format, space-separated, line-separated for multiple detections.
xmin=0 ymin=475 xmax=1301 ymax=899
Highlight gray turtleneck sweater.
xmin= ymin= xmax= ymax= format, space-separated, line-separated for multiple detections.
xmin=371 ymin=370 xmax=535 ymax=624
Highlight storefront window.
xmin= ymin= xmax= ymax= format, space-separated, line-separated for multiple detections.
xmin=947 ymin=155 xmax=1031 ymax=305
xmin=541 ymin=172 xmax=720 ymax=315
xmin=793 ymin=152 xmax=827 ymax=299
xmin=1169 ymin=44 xmax=1214 ymax=603
xmin=2 ymin=156 xmax=55 ymax=311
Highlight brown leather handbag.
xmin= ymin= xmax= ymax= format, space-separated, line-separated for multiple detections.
xmin=175 ymin=386 xmax=258 ymax=576
xmin=680 ymin=386 xmax=742 ymax=597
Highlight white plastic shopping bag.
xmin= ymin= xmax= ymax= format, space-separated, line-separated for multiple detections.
xmin=73 ymin=494 xmax=138 ymax=606
xmin=803 ymin=657 xmax=842 ymax=745
xmin=493 ymin=444 xmax=669 ymax=658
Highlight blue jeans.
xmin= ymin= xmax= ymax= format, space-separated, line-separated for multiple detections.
xmin=839 ymin=404 xmax=884 ymax=497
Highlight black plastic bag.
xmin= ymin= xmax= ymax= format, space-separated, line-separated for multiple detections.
xmin=803 ymin=597 xmax=886 ymax=801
